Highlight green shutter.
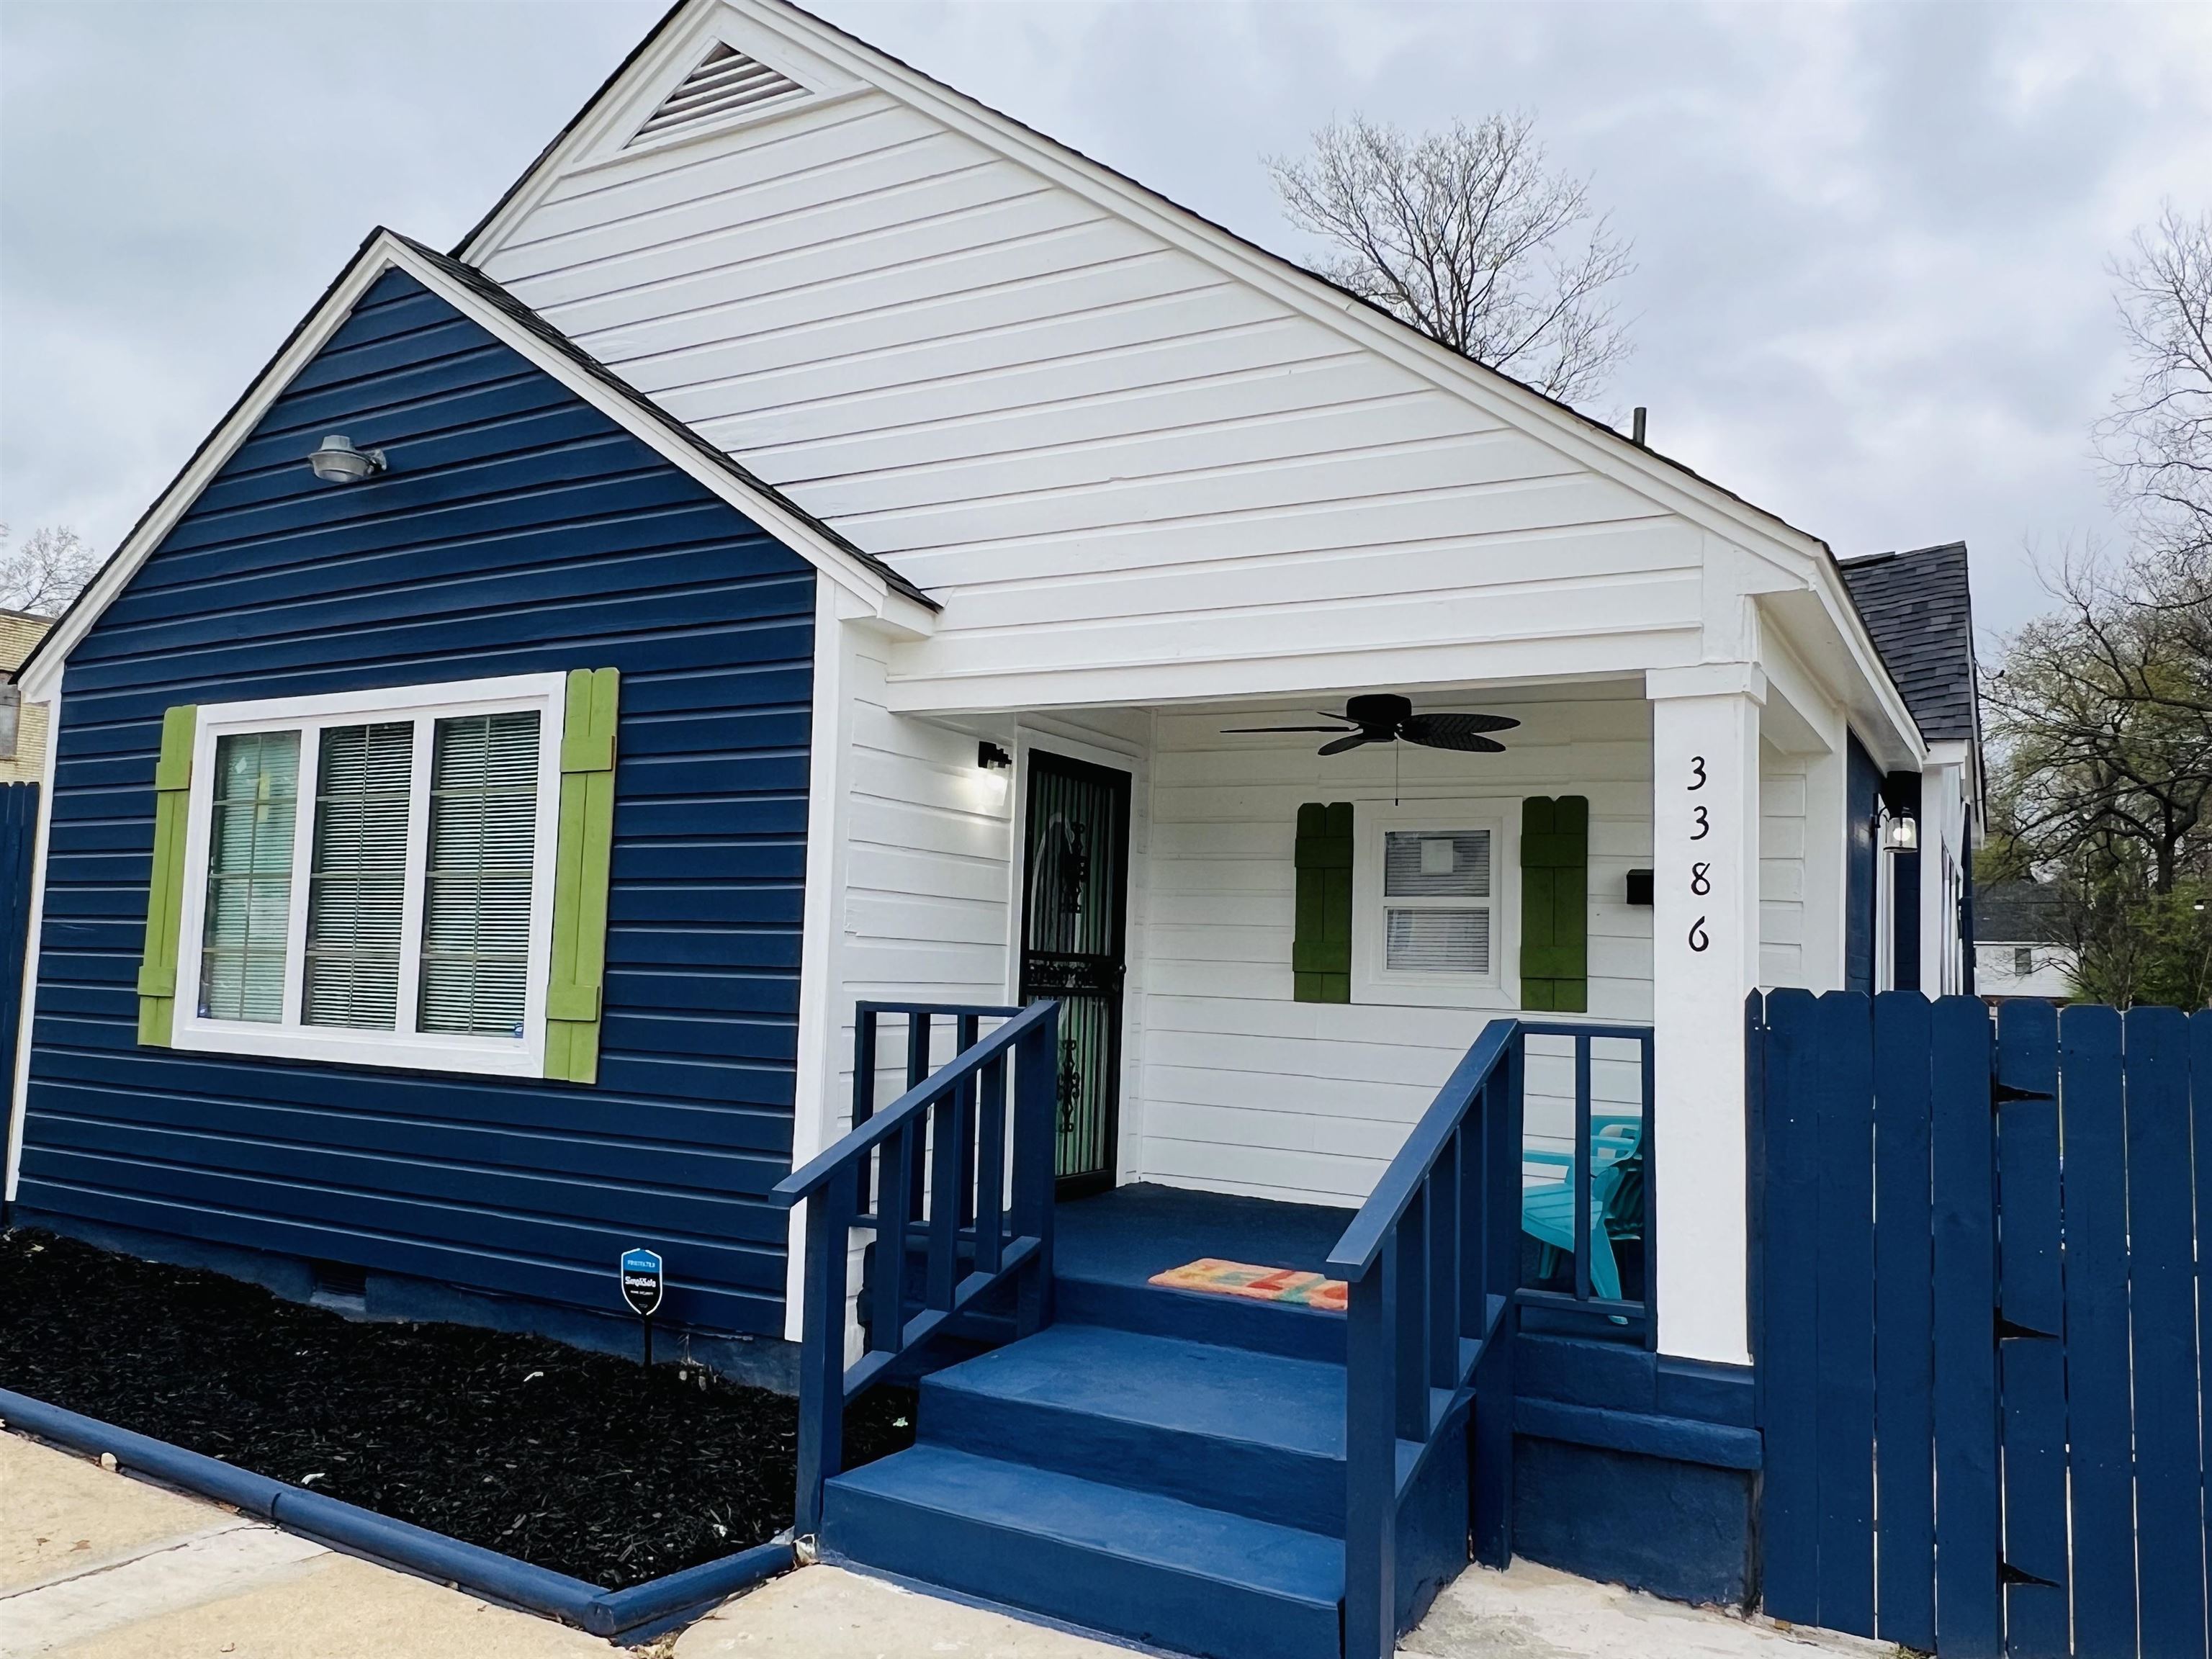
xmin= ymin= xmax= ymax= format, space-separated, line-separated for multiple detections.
xmin=1520 ymin=796 xmax=1588 ymax=1013
xmin=1292 ymin=801 xmax=1353 ymax=1004
xmin=136 ymin=706 xmax=198 ymax=1046
xmin=544 ymin=668 xmax=619 ymax=1084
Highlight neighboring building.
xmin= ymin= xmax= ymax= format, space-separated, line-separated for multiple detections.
xmin=0 ymin=2 xmax=1985 ymax=1648
xmin=1837 ymin=543 xmax=1980 ymax=999
xmin=1976 ymin=880 xmax=2077 ymax=1001
xmin=0 ymin=609 xmax=55 ymax=783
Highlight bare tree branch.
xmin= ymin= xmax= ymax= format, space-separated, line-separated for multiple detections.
xmin=0 ymin=524 xmax=100 ymax=617
xmin=1268 ymin=113 xmax=1635 ymax=406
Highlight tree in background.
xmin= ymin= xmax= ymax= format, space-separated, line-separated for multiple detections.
xmin=1984 ymin=202 xmax=2212 ymax=1007
xmin=0 ymin=524 xmax=100 ymax=617
xmin=2098 ymin=203 xmax=2212 ymax=571
xmin=1268 ymin=113 xmax=1634 ymax=406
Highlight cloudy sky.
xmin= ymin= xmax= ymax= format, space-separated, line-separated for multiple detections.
xmin=6 ymin=1 xmax=2210 ymax=637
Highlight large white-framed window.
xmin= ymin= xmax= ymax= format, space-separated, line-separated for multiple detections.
xmin=1353 ymin=801 xmax=1516 ymax=1008
xmin=172 ymin=673 xmax=567 ymax=1076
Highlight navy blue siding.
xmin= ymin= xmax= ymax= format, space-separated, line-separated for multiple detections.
xmin=1843 ymin=736 xmax=1880 ymax=995
xmin=17 ymin=270 xmax=815 ymax=1341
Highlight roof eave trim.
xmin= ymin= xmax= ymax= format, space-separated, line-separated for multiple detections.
xmin=16 ymin=228 xmax=929 ymax=699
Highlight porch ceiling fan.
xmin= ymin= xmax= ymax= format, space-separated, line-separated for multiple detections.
xmin=1223 ymin=693 xmax=1520 ymax=756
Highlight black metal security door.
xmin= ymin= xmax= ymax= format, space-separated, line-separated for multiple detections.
xmin=1018 ymin=750 xmax=1130 ymax=1197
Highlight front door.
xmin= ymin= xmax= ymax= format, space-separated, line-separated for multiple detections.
xmin=1017 ymin=750 xmax=1130 ymax=1197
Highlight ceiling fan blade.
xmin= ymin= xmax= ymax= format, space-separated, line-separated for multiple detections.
xmin=1401 ymin=726 xmax=1506 ymax=754
xmin=1222 ymin=724 xmax=1359 ymax=734
xmin=1318 ymin=732 xmax=1378 ymax=756
xmin=1401 ymin=714 xmax=1516 ymax=750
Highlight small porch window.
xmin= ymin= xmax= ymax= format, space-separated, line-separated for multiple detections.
xmin=1354 ymin=807 xmax=1510 ymax=1004
xmin=171 ymin=673 xmax=566 ymax=1076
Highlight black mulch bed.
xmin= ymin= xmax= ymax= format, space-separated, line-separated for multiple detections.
xmin=0 ymin=1229 xmax=913 ymax=1588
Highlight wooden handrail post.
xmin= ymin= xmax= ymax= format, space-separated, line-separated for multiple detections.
xmin=1344 ymin=1248 xmax=1398 ymax=1659
xmin=1012 ymin=1007 xmax=1058 ymax=1336
xmin=794 ymin=1167 xmax=854 ymax=1537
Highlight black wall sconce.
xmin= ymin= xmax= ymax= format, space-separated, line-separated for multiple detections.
xmin=1625 ymin=868 xmax=1654 ymax=907
xmin=978 ymin=742 xmax=1012 ymax=770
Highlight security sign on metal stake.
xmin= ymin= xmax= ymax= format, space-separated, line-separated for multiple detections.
xmin=620 ymin=1247 xmax=664 ymax=1318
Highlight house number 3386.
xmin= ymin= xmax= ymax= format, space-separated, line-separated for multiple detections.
xmin=1686 ymin=756 xmax=1712 ymax=952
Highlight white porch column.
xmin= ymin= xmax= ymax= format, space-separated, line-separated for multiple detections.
xmin=1646 ymin=665 xmax=1766 ymax=1367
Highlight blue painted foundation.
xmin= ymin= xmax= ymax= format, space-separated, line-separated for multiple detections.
xmin=18 ymin=1208 xmax=797 ymax=1391
xmin=1509 ymin=1331 xmax=1760 ymax=1606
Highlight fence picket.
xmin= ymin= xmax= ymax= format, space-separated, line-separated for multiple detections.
xmin=1874 ymin=992 xmax=1936 ymax=1653
xmin=2196 ymin=1010 xmax=2212 ymax=1659
xmin=1995 ymin=999 xmax=2067 ymax=1657
xmin=1931 ymin=994 xmax=2001 ymax=1659
xmin=2122 ymin=1007 xmax=2206 ymax=1659
xmin=1758 ymin=989 xmax=1822 ymax=1627
xmin=1812 ymin=992 xmax=1877 ymax=1637
xmin=2062 ymin=1004 xmax=2138 ymax=1658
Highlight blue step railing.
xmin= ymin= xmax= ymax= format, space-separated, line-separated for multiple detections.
xmin=1328 ymin=1017 xmax=1655 ymax=1659
xmin=773 ymin=999 xmax=1061 ymax=1537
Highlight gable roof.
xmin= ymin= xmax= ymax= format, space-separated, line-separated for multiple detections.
xmin=13 ymin=227 xmax=934 ymax=699
xmin=454 ymin=0 xmax=1934 ymax=760
xmin=455 ymin=0 xmax=1833 ymax=559
xmin=1837 ymin=543 xmax=1977 ymax=745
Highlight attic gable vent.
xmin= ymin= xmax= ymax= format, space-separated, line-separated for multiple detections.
xmin=630 ymin=43 xmax=809 ymax=145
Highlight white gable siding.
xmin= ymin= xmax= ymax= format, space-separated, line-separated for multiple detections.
xmin=1136 ymin=691 xmax=1653 ymax=1207
xmin=1761 ymin=747 xmax=1809 ymax=988
xmin=478 ymin=76 xmax=1709 ymax=712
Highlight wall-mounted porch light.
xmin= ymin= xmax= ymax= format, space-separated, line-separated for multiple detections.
xmin=1882 ymin=814 xmax=1919 ymax=853
xmin=975 ymin=740 xmax=1012 ymax=808
xmin=307 ymin=434 xmax=387 ymax=484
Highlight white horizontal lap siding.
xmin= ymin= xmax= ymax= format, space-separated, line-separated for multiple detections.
xmin=1137 ymin=693 xmax=1653 ymax=1209
xmin=480 ymin=87 xmax=1705 ymax=706
xmin=832 ymin=636 xmax=1015 ymax=1116
xmin=1761 ymin=749 xmax=1809 ymax=987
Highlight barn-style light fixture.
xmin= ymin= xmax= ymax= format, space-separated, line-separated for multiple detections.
xmin=978 ymin=742 xmax=1012 ymax=770
xmin=307 ymin=434 xmax=386 ymax=484
xmin=1882 ymin=813 xmax=1919 ymax=853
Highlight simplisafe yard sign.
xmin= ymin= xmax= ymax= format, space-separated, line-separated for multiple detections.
xmin=620 ymin=1247 xmax=664 ymax=1318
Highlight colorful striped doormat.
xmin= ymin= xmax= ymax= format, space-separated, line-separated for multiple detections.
xmin=1148 ymin=1257 xmax=1348 ymax=1313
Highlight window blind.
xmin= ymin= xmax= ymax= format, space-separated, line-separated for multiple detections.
xmin=1383 ymin=830 xmax=1491 ymax=897
xmin=1385 ymin=907 xmax=1491 ymax=974
xmin=419 ymin=710 xmax=541 ymax=1037
xmin=199 ymin=731 xmax=299 ymax=1022
xmin=1382 ymin=827 xmax=1492 ymax=974
xmin=303 ymin=721 xmax=413 ymax=1030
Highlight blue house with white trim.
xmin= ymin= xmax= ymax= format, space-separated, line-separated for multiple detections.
xmin=4 ymin=6 xmax=1984 ymax=1655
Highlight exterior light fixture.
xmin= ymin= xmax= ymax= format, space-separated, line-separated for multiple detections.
xmin=307 ymin=434 xmax=386 ymax=484
xmin=978 ymin=742 xmax=1012 ymax=770
xmin=1882 ymin=814 xmax=1919 ymax=853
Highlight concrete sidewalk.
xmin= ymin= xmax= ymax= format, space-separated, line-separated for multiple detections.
xmin=1 ymin=1431 xmax=608 ymax=1659
xmin=672 ymin=1556 xmax=1884 ymax=1659
xmin=4 ymin=1429 xmax=1875 ymax=1659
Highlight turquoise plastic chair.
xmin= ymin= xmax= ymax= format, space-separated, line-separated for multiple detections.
xmin=1521 ymin=1115 xmax=1645 ymax=1301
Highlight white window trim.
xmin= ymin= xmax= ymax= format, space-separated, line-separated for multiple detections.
xmin=1352 ymin=800 xmax=1519 ymax=1010
xmin=172 ymin=673 xmax=568 ymax=1078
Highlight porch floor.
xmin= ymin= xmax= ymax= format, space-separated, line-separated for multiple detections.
xmin=1053 ymin=1181 xmax=1357 ymax=1287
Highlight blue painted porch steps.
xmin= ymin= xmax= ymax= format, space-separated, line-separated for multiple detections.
xmin=922 ymin=1322 xmax=1348 ymax=1535
xmin=821 ymin=1299 xmax=1356 ymax=1657
xmin=825 ymin=1444 xmax=1344 ymax=1659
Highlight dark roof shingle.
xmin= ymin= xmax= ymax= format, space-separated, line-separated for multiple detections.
xmin=1838 ymin=542 xmax=1977 ymax=744
xmin=1976 ymin=881 xmax=2068 ymax=944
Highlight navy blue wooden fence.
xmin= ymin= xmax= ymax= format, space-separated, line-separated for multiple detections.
xmin=1755 ymin=989 xmax=2212 ymax=1657
xmin=0 ymin=783 xmax=40 ymax=1107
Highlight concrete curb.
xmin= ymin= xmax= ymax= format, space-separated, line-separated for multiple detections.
xmin=0 ymin=1388 xmax=792 ymax=1642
